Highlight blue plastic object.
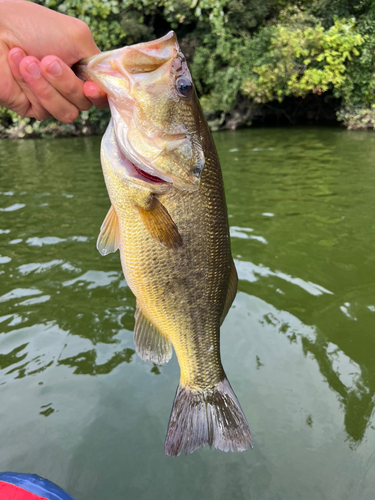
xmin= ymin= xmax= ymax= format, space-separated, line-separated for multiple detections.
xmin=0 ymin=472 xmax=77 ymax=500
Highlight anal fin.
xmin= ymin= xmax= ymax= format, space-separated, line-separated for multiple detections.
xmin=97 ymin=205 xmax=120 ymax=256
xmin=134 ymin=304 xmax=172 ymax=365
xmin=220 ymin=259 xmax=238 ymax=325
xmin=136 ymin=197 xmax=182 ymax=249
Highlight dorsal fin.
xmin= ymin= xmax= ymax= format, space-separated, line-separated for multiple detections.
xmin=136 ymin=197 xmax=183 ymax=249
xmin=97 ymin=205 xmax=120 ymax=256
xmin=220 ymin=259 xmax=238 ymax=325
xmin=134 ymin=304 xmax=172 ymax=365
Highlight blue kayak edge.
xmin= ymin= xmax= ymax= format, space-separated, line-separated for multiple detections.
xmin=0 ymin=472 xmax=77 ymax=500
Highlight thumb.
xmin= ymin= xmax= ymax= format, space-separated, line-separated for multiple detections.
xmin=69 ymin=19 xmax=101 ymax=63
xmin=83 ymin=81 xmax=108 ymax=110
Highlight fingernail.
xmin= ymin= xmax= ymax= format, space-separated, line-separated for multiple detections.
xmin=47 ymin=60 xmax=62 ymax=77
xmin=26 ymin=61 xmax=40 ymax=78
xmin=11 ymin=51 xmax=23 ymax=66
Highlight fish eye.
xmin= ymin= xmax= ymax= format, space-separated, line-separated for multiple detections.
xmin=176 ymin=77 xmax=193 ymax=97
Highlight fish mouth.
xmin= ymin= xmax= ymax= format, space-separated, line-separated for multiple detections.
xmin=75 ymin=31 xmax=179 ymax=78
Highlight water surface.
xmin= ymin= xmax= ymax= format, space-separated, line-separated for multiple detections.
xmin=0 ymin=128 xmax=374 ymax=499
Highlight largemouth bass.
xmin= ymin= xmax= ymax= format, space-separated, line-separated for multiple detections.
xmin=76 ymin=32 xmax=252 ymax=456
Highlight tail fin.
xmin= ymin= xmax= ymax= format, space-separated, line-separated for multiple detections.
xmin=165 ymin=378 xmax=253 ymax=457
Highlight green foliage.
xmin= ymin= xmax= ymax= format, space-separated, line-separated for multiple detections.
xmin=192 ymin=28 xmax=273 ymax=112
xmin=43 ymin=0 xmax=129 ymax=50
xmin=0 ymin=106 xmax=110 ymax=139
xmin=337 ymin=106 xmax=375 ymax=129
xmin=2 ymin=0 xmax=375 ymax=136
xmin=241 ymin=14 xmax=364 ymax=103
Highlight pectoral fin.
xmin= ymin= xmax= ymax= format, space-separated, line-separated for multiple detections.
xmin=136 ymin=197 xmax=183 ymax=249
xmin=97 ymin=205 xmax=120 ymax=256
xmin=134 ymin=304 xmax=172 ymax=365
xmin=220 ymin=259 xmax=238 ymax=325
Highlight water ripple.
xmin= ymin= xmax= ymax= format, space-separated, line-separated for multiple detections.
xmin=17 ymin=260 xmax=64 ymax=275
xmin=0 ymin=288 xmax=42 ymax=303
xmin=18 ymin=295 xmax=51 ymax=307
xmin=0 ymin=203 xmax=25 ymax=212
xmin=26 ymin=236 xmax=67 ymax=246
xmin=63 ymin=270 xmax=122 ymax=289
xmin=235 ymin=259 xmax=333 ymax=296
xmin=230 ymin=226 xmax=268 ymax=244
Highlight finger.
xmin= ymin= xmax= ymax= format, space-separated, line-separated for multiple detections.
xmin=19 ymin=56 xmax=80 ymax=123
xmin=0 ymin=40 xmax=28 ymax=115
xmin=8 ymin=48 xmax=52 ymax=120
xmin=40 ymin=56 xmax=92 ymax=111
xmin=73 ymin=20 xmax=101 ymax=62
xmin=83 ymin=82 xmax=108 ymax=110
xmin=5 ymin=48 xmax=30 ymax=116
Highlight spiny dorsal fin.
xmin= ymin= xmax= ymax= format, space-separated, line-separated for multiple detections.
xmin=220 ymin=259 xmax=238 ymax=325
xmin=136 ymin=197 xmax=183 ymax=249
xmin=134 ymin=304 xmax=172 ymax=365
xmin=97 ymin=205 xmax=120 ymax=256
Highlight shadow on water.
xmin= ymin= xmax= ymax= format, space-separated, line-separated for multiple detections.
xmin=0 ymin=128 xmax=375 ymax=465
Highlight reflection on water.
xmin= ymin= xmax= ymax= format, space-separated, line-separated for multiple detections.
xmin=1 ymin=129 xmax=375 ymax=500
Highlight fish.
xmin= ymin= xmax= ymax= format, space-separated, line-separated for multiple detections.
xmin=75 ymin=31 xmax=253 ymax=456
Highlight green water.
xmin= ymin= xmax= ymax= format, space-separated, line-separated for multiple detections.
xmin=0 ymin=128 xmax=374 ymax=499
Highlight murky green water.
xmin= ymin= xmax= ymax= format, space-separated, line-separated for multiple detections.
xmin=1 ymin=128 xmax=375 ymax=500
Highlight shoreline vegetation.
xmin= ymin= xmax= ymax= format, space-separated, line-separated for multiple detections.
xmin=2 ymin=0 xmax=375 ymax=139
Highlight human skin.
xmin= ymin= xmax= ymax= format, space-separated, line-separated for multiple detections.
xmin=0 ymin=0 xmax=108 ymax=122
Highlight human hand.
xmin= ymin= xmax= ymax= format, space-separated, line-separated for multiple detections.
xmin=8 ymin=49 xmax=108 ymax=122
xmin=0 ymin=0 xmax=108 ymax=122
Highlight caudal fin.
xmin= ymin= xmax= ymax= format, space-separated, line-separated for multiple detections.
xmin=165 ymin=378 xmax=253 ymax=457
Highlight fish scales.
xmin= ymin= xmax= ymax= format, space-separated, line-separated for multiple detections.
xmin=76 ymin=31 xmax=253 ymax=456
